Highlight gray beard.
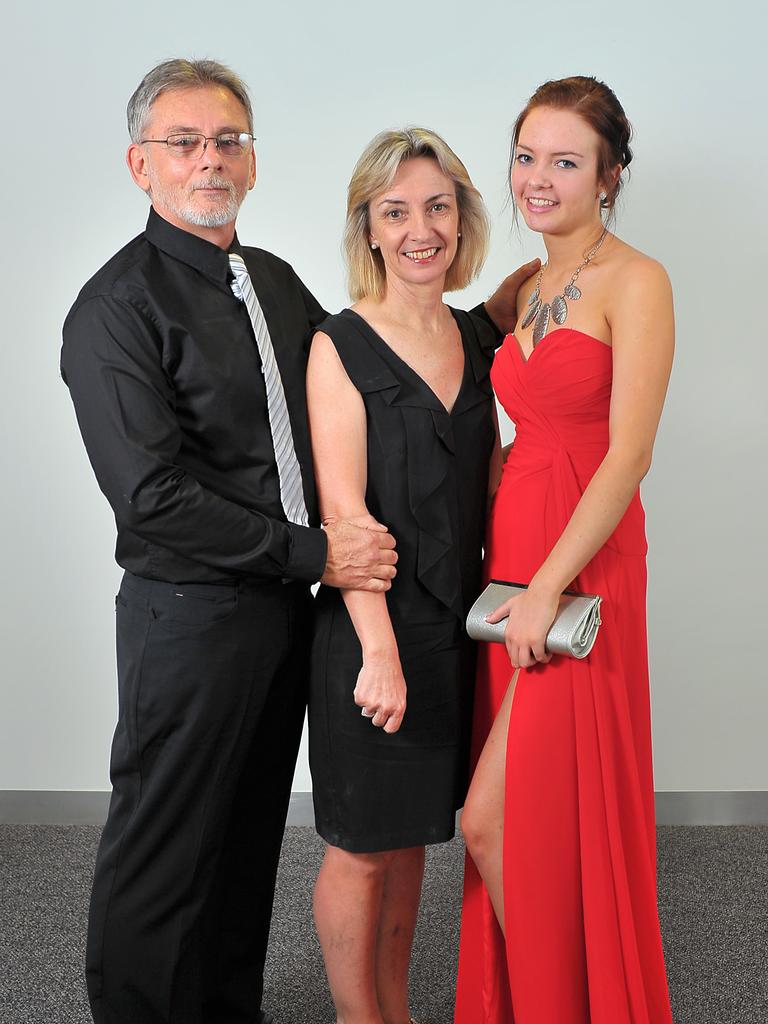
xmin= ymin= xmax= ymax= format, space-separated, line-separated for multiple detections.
xmin=152 ymin=174 xmax=244 ymax=228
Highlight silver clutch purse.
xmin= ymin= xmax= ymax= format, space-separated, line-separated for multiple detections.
xmin=466 ymin=580 xmax=603 ymax=660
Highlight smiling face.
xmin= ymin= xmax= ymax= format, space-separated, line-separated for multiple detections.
xmin=126 ymin=84 xmax=256 ymax=246
xmin=511 ymin=106 xmax=616 ymax=236
xmin=368 ymin=156 xmax=460 ymax=292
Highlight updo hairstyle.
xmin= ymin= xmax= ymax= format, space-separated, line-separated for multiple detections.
xmin=510 ymin=76 xmax=633 ymax=212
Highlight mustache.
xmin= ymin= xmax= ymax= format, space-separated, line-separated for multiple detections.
xmin=191 ymin=175 xmax=236 ymax=194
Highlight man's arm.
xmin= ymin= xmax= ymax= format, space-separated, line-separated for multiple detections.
xmin=478 ymin=258 xmax=542 ymax=336
xmin=62 ymin=293 xmax=326 ymax=581
xmin=296 ymin=272 xmax=330 ymax=331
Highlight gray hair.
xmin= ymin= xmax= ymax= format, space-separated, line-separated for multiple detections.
xmin=126 ymin=58 xmax=254 ymax=142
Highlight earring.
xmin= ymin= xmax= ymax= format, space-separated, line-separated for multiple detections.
xmin=370 ymin=241 xmax=379 ymax=250
xmin=598 ymin=191 xmax=607 ymax=203
xmin=457 ymin=231 xmax=462 ymax=237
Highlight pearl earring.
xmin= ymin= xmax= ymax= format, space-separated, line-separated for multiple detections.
xmin=371 ymin=241 xmax=379 ymax=250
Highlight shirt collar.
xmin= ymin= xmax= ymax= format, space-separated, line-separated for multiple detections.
xmin=145 ymin=206 xmax=244 ymax=285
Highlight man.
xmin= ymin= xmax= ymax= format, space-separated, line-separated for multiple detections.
xmin=62 ymin=58 xmax=534 ymax=1024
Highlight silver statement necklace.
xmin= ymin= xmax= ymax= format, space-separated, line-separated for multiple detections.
xmin=521 ymin=228 xmax=608 ymax=346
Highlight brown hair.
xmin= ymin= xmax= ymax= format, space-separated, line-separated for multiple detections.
xmin=509 ymin=76 xmax=633 ymax=212
xmin=344 ymin=127 xmax=490 ymax=301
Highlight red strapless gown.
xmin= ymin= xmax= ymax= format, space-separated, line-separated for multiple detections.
xmin=455 ymin=329 xmax=673 ymax=1024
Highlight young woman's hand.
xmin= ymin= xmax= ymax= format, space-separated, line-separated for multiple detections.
xmin=486 ymin=587 xmax=560 ymax=668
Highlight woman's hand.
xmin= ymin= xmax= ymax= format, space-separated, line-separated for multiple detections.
xmin=353 ymin=652 xmax=407 ymax=734
xmin=486 ymin=587 xmax=560 ymax=669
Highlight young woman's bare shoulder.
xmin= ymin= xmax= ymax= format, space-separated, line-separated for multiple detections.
xmin=601 ymin=241 xmax=674 ymax=343
xmin=608 ymin=239 xmax=669 ymax=284
xmin=602 ymin=241 xmax=671 ymax=312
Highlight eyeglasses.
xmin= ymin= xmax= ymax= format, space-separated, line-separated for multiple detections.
xmin=140 ymin=132 xmax=255 ymax=159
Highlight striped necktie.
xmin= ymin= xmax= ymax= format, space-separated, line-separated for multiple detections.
xmin=229 ymin=253 xmax=309 ymax=527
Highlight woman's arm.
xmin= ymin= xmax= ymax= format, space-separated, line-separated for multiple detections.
xmin=307 ymin=331 xmax=406 ymax=734
xmin=489 ymin=258 xmax=675 ymax=668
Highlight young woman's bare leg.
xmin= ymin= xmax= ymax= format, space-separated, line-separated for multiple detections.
xmin=460 ymin=670 xmax=519 ymax=933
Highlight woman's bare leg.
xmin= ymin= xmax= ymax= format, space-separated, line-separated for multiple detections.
xmin=314 ymin=845 xmax=393 ymax=1024
xmin=460 ymin=670 xmax=519 ymax=934
xmin=375 ymin=846 xmax=425 ymax=1024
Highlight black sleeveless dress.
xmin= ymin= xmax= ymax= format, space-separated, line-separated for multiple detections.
xmin=308 ymin=307 xmax=497 ymax=852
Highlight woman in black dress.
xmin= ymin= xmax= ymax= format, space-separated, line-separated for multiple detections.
xmin=307 ymin=127 xmax=505 ymax=1024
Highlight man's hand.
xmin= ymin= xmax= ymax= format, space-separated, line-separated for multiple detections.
xmin=321 ymin=514 xmax=398 ymax=592
xmin=484 ymin=258 xmax=542 ymax=335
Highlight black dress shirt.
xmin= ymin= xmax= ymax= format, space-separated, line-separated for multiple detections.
xmin=61 ymin=208 xmax=329 ymax=585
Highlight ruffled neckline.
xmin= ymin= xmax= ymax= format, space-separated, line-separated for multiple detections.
xmin=322 ymin=307 xmax=495 ymax=619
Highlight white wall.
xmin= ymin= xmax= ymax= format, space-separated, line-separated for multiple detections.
xmin=1 ymin=0 xmax=765 ymax=795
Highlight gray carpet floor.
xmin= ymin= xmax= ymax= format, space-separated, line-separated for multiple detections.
xmin=0 ymin=825 xmax=766 ymax=1023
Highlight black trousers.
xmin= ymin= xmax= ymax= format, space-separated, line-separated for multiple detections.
xmin=86 ymin=572 xmax=312 ymax=1024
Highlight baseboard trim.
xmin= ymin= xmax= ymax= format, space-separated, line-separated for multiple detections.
xmin=287 ymin=792 xmax=315 ymax=826
xmin=653 ymin=791 xmax=768 ymax=826
xmin=0 ymin=790 xmax=111 ymax=825
xmin=0 ymin=790 xmax=318 ymax=827
xmin=1 ymin=790 xmax=766 ymax=826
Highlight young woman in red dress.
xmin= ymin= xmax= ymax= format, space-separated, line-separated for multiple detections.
xmin=455 ymin=77 xmax=676 ymax=1024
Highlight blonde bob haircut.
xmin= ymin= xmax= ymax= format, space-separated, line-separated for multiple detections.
xmin=344 ymin=127 xmax=490 ymax=301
